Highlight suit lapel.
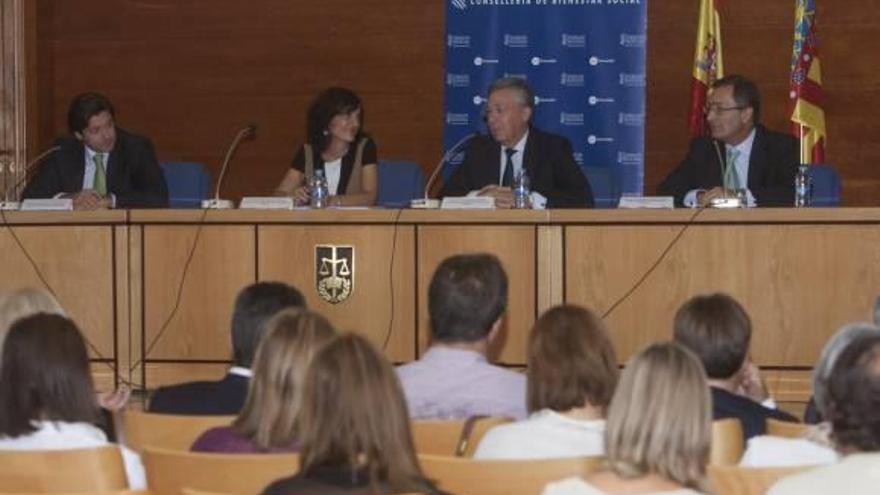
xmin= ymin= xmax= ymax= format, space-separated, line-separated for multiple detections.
xmin=522 ymin=129 xmax=537 ymax=177
xmin=106 ymin=137 xmax=123 ymax=193
xmin=483 ymin=139 xmax=502 ymax=186
xmin=69 ymin=143 xmax=86 ymax=191
xmin=746 ymin=126 xmax=767 ymax=189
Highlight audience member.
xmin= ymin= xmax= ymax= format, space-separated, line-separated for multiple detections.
xmin=474 ymin=305 xmax=617 ymax=459
xmin=149 ymin=281 xmax=305 ymax=415
xmin=262 ymin=333 xmax=444 ymax=495
xmin=543 ymin=342 xmax=711 ymax=495
xmin=673 ymin=293 xmax=796 ymax=440
xmin=396 ymin=253 xmax=527 ymax=419
xmin=191 ymin=308 xmax=336 ymax=453
xmin=768 ymin=333 xmax=880 ymax=494
xmin=0 ymin=314 xmax=145 ymax=489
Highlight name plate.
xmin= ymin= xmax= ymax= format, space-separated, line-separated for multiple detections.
xmin=617 ymin=196 xmax=674 ymax=209
xmin=240 ymin=197 xmax=294 ymax=210
xmin=20 ymin=198 xmax=74 ymax=211
xmin=440 ymin=196 xmax=496 ymax=210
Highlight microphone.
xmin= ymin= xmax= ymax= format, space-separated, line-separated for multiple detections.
xmin=708 ymin=140 xmax=742 ymax=208
xmin=202 ymin=123 xmax=258 ymax=209
xmin=0 ymin=145 xmax=61 ymax=210
xmin=411 ymin=131 xmax=481 ymax=209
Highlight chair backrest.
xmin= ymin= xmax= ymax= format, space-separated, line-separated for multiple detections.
xmin=1 ymin=492 xmax=148 ymax=495
xmin=121 ymin=410 xmax=236 ymax=452
xmin=0 ymin=446 xmax=128 ymax=492
xmin=710 ymin=418 xmax=745 ymax=466
xmin=766 ymin=418 xmax=809 ymax=439
xmin=418 ymin=454 xmax=604 ymax=495
xmin=807 ymin=164 xmax=841 ymax=206
xmin=708 ymin=465 xmax=817 ymax=495
xmin=142 ymin=447 xmax=299 ymax=495
xmin=160 ymin=162 xmax=212 ymax=208
xmin=377 ymin=159 xmax=425 ymax=207
xmin=580 ymin=165 xmax=620 ymax=208
xmin=411 ymin=416 xmax=513 ymax=457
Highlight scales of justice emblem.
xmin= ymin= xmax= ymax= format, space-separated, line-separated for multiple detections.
xmin=315 ymin=245 xmax=355 ymax=304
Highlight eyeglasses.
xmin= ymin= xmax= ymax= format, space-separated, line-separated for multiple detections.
xmin=704 ymin=105 xmax=746 ymax=116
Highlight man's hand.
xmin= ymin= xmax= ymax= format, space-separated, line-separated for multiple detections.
xmin=97 ymin=384 xmax=131 ymax=412
xmin=65 ymin=190 xmax=109 ymax=210
xmin=696 ymin=187 xmax=733 ymax=207
xmin=477 ymin=185 xmax=514 ymax=209
xmin=737 ymin=358 xmax=770 ymax=403
xmin=292 ymin=186 xmax=310 ymax=206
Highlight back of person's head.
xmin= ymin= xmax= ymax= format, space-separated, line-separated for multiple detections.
xmin=605 ymin=342 xmax=711 ymax=490
xmin=0 ymin=288 xmax=65 ymax=362
xmin=231 ymin=282 xmax=306 ymax=368
xmin=826 ymin=333 xmax=880 ymax=453
xmin=298 ymin=333 xmax=434 ymax=493
xmin=0 ymin=313 xmax=98 ymax=437
xmin=67 ymin=92 xmax=115 ymax=134
xmin=527 ymin=305 xmax=618 ymax=414
xmin=673 ymin=292 xmax=751 ymax=380
xmin=428 ymin=253 xmax=508 ymax=343
xmin=812 ymin=323 xmax=880 ymax=419
xmin=234 ymin=308 xmax=337 ymax=449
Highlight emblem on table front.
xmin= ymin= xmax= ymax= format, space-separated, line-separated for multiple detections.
xmin=315 ymin=245 xmax=355 ymax=304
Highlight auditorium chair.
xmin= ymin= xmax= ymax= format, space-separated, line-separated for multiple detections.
xmin=708 ymin=464 xmax=818 ymax=495
xmin=710 ymin=418 xmax=745 ymax=466
xmin=807 ymin=164 xmax=841 ymax=206
xmin=766 ymin=418 xmax=809 ymax=439
xmin=411 ymin=416 xmax=512 ymax=457
xmin=377 ymin=159 xmax=425 ymax=207
xmin=0 ymin=446 xmax=128 ymax=492
xmin=142 ymin=447 xmax=299 ymax=495
xmin=120 ymin=410 xmax=236 ymax=452
xmin=160 ymin=162 xmax=211 ymax=208
xmin=418 ymin=453 xmax=604 ymax=495
xmin=580 ymin=165 xmax=620 ymax=208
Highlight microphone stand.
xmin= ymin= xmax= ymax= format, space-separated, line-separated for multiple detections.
xmin=0 ymin=146 xmax=61 ymax=211
xmin=411 ymin=132 xmax=480 ymax=209
xmin=202 ymin=124 xmax=258 ymax=209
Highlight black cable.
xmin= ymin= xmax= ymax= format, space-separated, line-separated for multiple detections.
xmin=382 ymin=207 xmax=405 ymax=351
xmin=601 ymin=205 xmax=707 ymax=320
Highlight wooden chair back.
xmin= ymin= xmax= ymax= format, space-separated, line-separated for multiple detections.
xmin=710 ymin=418 xmax=745 ymax=466
xmin=142 ymin=447 xmax=298 ymax=495
xmin=0 ymin=446 xmax=128 ymax=492
xmin=411 ymin=416 xmax=513 ymax=457
xmin=708 ymin=465 xmax=817 ymax=495
xmin=121 ymin=410 xmax=235 ymax=452
xmin=0 ymin=492 xmax=148 ymax=495
xmin=766 ymin=418 xmax=809 ymax=439
xmin=418 ymin=454 xmax=603 ymax=495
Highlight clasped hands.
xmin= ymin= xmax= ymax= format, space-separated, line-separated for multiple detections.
xmin=696 ymin=187 xmax=743 ymax=208
xmin=477 ymin=185 xmax=526 ymax=209
xmin=63 ymin=190 xmax=112 ymax=210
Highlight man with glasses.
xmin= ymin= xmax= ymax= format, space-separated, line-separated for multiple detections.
xmin=658 ymin=74 xmax=798 ymax=207
xmin=441 ymin=77 xmax=592 ymax=208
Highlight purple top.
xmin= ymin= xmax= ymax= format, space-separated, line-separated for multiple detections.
xmin=190 ymin=426 xmax=299 ymax=454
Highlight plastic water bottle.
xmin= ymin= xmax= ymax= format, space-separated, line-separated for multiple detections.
xmin=513 ymin=168 xmax=530 ymax=209
xmin=310 ymin=169 xmax=329 ymax=208
xmin=794 ymin=165 xmax=811 ymax=207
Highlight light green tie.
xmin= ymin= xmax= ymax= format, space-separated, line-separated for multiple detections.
xmin=724 ymin=148 xmax=741 ymax=190
xmin=93 ymin=153 xmax=107 ymax=195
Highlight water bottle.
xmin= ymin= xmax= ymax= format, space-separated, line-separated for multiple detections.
xmin=310 ymin=169 xmax=329 ymax=209
xmin=513 ymin=168 xmax=530 ymax=209
xmin=794 ymin=165 xmax=811 ymax=207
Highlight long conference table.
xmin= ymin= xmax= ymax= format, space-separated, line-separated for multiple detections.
xmin=1 ymin=207 xmax=878 ymax=403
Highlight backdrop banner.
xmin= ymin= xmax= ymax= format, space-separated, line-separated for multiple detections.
xmin=444 ymin=0 xmax=648 ymax=200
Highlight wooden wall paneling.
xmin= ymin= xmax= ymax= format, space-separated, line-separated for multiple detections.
xmin=257 ymin=223 xmax=416 ymax=363
xmin=537 ymin=225 xmax=563 ymax=315
xmin=116 ymin=223 xmax=143 ymax=389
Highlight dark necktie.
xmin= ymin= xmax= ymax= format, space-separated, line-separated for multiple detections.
xmin=501 ymin=148 xmax=517 ymax=187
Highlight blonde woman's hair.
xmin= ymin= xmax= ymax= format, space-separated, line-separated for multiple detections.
xmin=233 ymin=308 xmax=336 ymax=449
xmin=0 ymin=288 xmax=65 ymax=362
xmin=604 ymin=341 xmax=711 ymax=490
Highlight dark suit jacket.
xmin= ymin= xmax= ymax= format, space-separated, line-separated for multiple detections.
xmin=22 ymin=128 xmax=169 ymax=208
xmin=711 ymin=387 xmax=798 ymax=441
xmin=148 ymin=372 xmax=249 ymax=415
xmin=440 ymin=127 xmax=593 ymax=208
xmin=657 ymin=125 xmax=798 ymax=207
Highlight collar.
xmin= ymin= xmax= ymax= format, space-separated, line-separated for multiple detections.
xmin=422 ymin=345 xmax=488 ymax=364
xmin=726 ymin=127 xmax=756 ymax=158
xmin=84 ymin=145 xmax=100 ymax=163
xmin=228 ymin=366 xmax=253 ymax=378
xmin=505 ymin=129 xmax=529 ymax=155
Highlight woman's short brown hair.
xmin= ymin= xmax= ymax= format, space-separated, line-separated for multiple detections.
xmin=527 ymin=305 xmax=618 ymax=413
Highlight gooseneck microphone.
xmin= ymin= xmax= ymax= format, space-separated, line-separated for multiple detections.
xmin=202 ymin=123 xmax=258 ymax=209
xmin=411 ymin=132 xmax=481 ymax=209
xmin=0 ymin=145 xmax=61 ymax=210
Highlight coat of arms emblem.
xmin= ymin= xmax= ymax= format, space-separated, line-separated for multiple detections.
xmin=315 ymin=245 xmax=354 ymax=304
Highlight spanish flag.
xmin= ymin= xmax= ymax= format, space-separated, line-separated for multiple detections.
xmin=789 ymin=0 xmax=826 ymax=163
xmin=688 ymin=0 xmax=724 ymax=138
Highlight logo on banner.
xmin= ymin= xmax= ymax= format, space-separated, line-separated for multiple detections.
xmin=531 ymin=56 xmax=558 ymax=66
xmin=561 ymin=73 xmax=585 ymax=87
xmin=620 ymin=33 xmax=647 ymax=48
xmin=474 ymin=56 xmax=500 ymax=66
xmin=588 ymin=135 xmax=615 ymax=145
xmin=617 ymin=151 xmax=643 ymax=166
xmin=573 ymin=152 xmax=584 ymax=165
xmin=560 ymin=113 xmax=585 ymax=126
xmin=588 ymin=56 xmax=616 ymax=66
xmin=446 ymin=73 xmax=471 ymax=87
xmin=451 ymin=0 xmax=468 ymax=11
xmin=618 ymin=112 xmax=645 ymax=127
xmin=504 ymin=34 xmax=529 ymax=48
xmin=447 ymin=35 xmax=471 ymax=48
xmin=561 ymin=34 xmax=587 ymax=48
xmin=446 ymin=113 xmax=471 ymax=125
xmin=588 ymin=95 xmax=615 ymax=106
xmin=315 ymin=245 xmax=354 ymax=304
xmin=619 ymin=73 xmax=646 ymax=87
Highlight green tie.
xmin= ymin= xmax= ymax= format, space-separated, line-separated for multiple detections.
xmin=724 ymin=148 xmax=741 ymax=190
xmin=93 ymin=153 xmax=107 ymax=195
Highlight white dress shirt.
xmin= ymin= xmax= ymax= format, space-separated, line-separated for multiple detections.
xmin=684 ymin=128 xmax=757 ymax=207
xmin=323 ymin=157 xmax=342 ymax=195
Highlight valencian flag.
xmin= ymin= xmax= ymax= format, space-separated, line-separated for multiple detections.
xmin=789 ymin=0 xmax=826 ymax=163
xmin=688 ymin=0 xmax=724 ymax=138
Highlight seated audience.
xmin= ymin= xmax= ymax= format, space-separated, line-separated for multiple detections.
xmin=0 ymin=314 xmax=145 ymax=489
xmin=768 ymin=333 xmax=880 ymax=494
xmin=543 ymin=342 xmax=711 ymax=495
xmin=191 ymin=308 xmax=336 ymax=453
xmin=673 ymin=293 xmax=796 ymax=440
xmin=274 ymin=87 xmax=378 ymax=206
xmin=262 ymin=333 xmax=444 ymax=495
xmin=741 ymin=322 xmax=880 ymax=467
xmin=474 ymin=305 xmax=618 ymax=459
xmin=149 ymin=281 xmax=305 ymax=415
xmin=396 ymin=253 xmax=527 ymax=419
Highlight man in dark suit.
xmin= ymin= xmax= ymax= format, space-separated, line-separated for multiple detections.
xmin=673 ymin=293 xmax=797 ymax=441
xmin=440 ymin=77 xmax=592 ymax=208
xmin=148 ymin=282 xmax=306 ymax=415
xmin=22 ymin=92 xmax=168 ymax=209
xmin=657 ymin=74 xmax=798 ymax=207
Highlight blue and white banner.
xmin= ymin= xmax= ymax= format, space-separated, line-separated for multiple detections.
xmin=444 ymin=0 xmax=648 ymax=198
